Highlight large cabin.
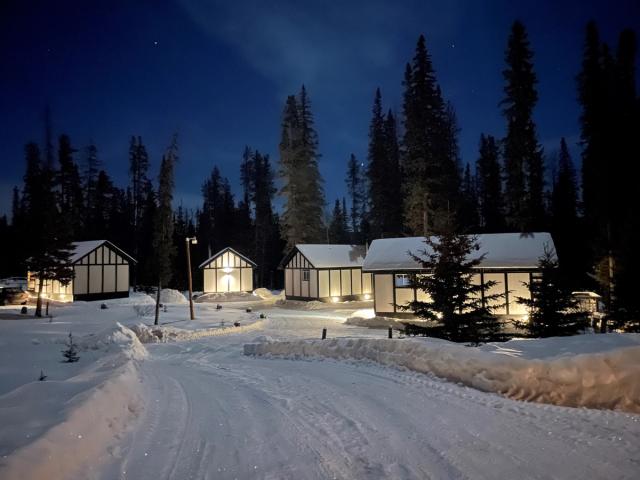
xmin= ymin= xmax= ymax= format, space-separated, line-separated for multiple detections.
xmin=362 ymin=232 xmax=554 ymax=318
xmin=280 ymin=244 xmax=373 ymax=302
xmin=199 ymin=247 xmax=256 ymax=293
xmin=27 ymin=240 xmax=136 ymax=302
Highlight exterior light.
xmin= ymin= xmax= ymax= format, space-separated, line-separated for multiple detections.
xmin=223 ymin=267 xmax=233 ymax=274
xmin=332 ymin=296 xmax=339 ymax=303
xmin=364 ymin=294 xmax=371 ymax=300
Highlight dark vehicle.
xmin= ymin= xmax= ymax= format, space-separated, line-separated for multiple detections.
xmin=0 ymin=287 xmax=29 ymax=306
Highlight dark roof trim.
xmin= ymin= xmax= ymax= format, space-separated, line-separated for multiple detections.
xmin=277 ymin=246 xmax=315 ymax=270
xmin=75 ymin=240 xmax=137 ymax=264
xmin=198 ymin=247 xmax=257 ymax=269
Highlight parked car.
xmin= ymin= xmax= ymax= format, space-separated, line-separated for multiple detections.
xmin=0 ymin=287 xmax=29 ymax=306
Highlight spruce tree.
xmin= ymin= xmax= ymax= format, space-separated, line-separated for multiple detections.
xmin=551 ymin=138 xmax=585 ymax=286
xmin=345 ymin=153 xmax=365 ymax=242
xmin=278 ymin=86 xmax=325 ymax=249
xmin=328 ymin=199 xmax=349 ymax=244
xmin=251 ymin=152 xmax=279 ymax=287
xmin=475 ymin=134 xmax=504 ymax=232
xmin=515 ymin=249 xmax=588 ymax=337
xmin=401 ymin=35 xmax=458 ymax=235
xmin=82 ymin=143 xmax=101 ymax=231
xmin=458 ymin=163 xmax=479 ymax=231
xmin=22 ymin=143 xmax=74 ymax=317
xmin=501 ymin=21 xmax=545 ymax=231
xmin=383 ymin=109 xmax=403 ymax=236
xmin=400 ymin=217 xmax=504 ymax=344
xmin=129 ymin=136 xmax=151 ymax=270
xmin=153 ymin=136 xmax=178 ymax=325
xmin=56 ymin=135 xmax=84 ymax=238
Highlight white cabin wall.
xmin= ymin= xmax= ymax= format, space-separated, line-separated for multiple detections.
xmin=374 ymin=274 xmax=394 ymax=313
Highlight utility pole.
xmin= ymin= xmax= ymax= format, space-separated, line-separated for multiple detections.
xmin=186 ymin=237 xmax=197 ymax=320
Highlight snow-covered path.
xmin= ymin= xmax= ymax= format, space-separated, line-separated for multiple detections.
xmin=101 ymin=314 xmax=640 ymax=480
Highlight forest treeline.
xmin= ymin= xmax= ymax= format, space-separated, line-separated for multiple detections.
xmin=1 ymin=20 xmax=638 ymax=320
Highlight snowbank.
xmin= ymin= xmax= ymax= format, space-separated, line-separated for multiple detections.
xmin=195 ymin=288 xmax=284 ymax=304
xmin=132 ymin=319 xmax=265 ymax=343
xmin=160 ymin=288 xmax=187 ymax=304
xmin=345 ymin=310 xmax=411 ymax=330
xmin=276 ymin=298 xmax=373 ymax=310
xmin=244 ymin=337 xmax=640 ymax=413
xmin=0 ymin=323 xmax=146 ymax=479
xmin=78 ymin=322 xmax=148 ymax=360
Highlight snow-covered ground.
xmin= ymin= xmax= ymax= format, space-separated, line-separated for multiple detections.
xmin=1 ymin=294 xmax=639 ymax=479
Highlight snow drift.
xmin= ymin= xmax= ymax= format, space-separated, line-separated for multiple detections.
xmin=160 ymin=288 xmax=188 ymax=304
xmin=244 ymin=337 xmax=640 ymax=413
xmin=132 ymin=319 xmax=265 ymax=343
xmin=1 ymin=323 xmax=146 ymax=479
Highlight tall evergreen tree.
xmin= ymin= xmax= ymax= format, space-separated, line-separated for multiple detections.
xmin=56 ymin=135 xmax=84 ymax=238
xmin=22 ymin=143 xmax=74 ymax=317
xmin=501 ymin=21 xmax=545 ymax=231
xmin=129 ymin=136 xmax=151 ymax=267
xmin=82 ymin=143 xmax=101 ymax=229
xmin=278 ymin=86 xmax=325 ymax=249
xmin=401 ymin=35 xmax=458 ymax=235
xmin=328 ymin=199 xmax=349 ymax=244
xmin=458 ymin=163 xmax=479 ymax=231
xmin=153 ymin=136 xmax=178 ymax=325
xmin=475 ymin=134 xmax=504 ymax=232
xmin=345 ymin=153 xmax=366 ymax=242
xmin=251 ymin=151 xmax=280 ymax=287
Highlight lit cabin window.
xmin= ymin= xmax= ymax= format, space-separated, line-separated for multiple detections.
xmin=395 ymin=274 xmax=411 ymax=287
xmin=302 ymin=269 xmax=310 ymax=282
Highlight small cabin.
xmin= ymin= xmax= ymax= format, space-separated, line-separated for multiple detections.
xmin=27 ymin=240 xmax=136 ymax=302
xmin=279 ymin=244 xmax=373 ymax=302
xmin=199 ymin=247 xmax=256 ymax=293
xmin=362 ymin=232 xmax=554 ymax=318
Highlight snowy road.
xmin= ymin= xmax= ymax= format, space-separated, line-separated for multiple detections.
xmin=100 ymin=313 xmax=640 ymax=480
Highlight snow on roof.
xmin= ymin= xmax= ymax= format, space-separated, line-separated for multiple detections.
xmin=69 ymin=240 xmax=107 ymax=263
xmin=294 ymin=244 xmax=366 ymax=269
xmin=69 ymin=240 xmax=136 ymax=264
xmin=362 ymin=233 xmax=555 ymax=271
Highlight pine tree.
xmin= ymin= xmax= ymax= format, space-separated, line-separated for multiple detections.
xmin=129 ymin=136 xmax=151 ymax=270
xmin=82 ymin=143 xmax=101 ymax=230
xmin=153 ymin=136 xmax=178 ymax=325
xmin=328 ymin=199 xmax=349 ymax=244
xmin=61 ymin=332 xmax=80 ymax=363
xmin=515 ymin=248 xmax=588 ymax=337
xmin=458 ymin=163 xmax=479 ymax=231
xmin=551 ymin=138 xmax=585 ymax=286
xmin=345 ymin=153 xmax=365 ymax=242
xmin=251 ymin=152 xmax=279 ymax=287
xmin=475 ymin=134 xmax=504 ymax=232
xmin=501 ymin=21 xmax=545 ymax=231
xmin=401 ymin=35 xmax=458 ymax=235
xmin=22 ymin=143 xmax=74 ymax=317
xmin=56 ymin=135 xmax=84 ymax=238
xmin=400 ymin=217 xmax=504 ymax=344
xmin=278 ymin=86 xmax=325 ymax=249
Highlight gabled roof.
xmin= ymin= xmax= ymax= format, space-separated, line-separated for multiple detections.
xmin=279 ymin=244 xmax=366 ymax=269
xmin=198 ymin=247 xmax=257 ymax=269
xmin=362 ymin=233 xmax=555 ymax=271
xmin=70 ymin=240 xmax=137 ymax=264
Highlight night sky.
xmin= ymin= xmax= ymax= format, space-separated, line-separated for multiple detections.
xmin=1 ymin=0 xmax=638 ymax=217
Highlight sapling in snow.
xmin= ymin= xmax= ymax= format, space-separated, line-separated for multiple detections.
xmin=62 ymin=332 xmax=80 ymax=363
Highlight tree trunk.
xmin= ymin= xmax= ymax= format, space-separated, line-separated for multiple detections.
xmin=154 ymin=280 xmax=161 ymax=325
xmin=35 ymin=275 xmax=44 ymax=317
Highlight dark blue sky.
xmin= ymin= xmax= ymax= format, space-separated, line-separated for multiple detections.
xmin=1 ymin=0 xmax=638 ymax=217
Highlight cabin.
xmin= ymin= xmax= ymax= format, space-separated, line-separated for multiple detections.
xmin=27 ymin=240 xmax=136 ymax=302
xmin=199 ymin=247 xmax=256 ymax=293
xmin=362 ymin=232 xmax=554 ymax=317
xmin=279 ymin=244 xmax=373 ymax=301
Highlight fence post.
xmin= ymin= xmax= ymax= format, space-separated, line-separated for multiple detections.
xmin=388 ymin=326 xmax=392 ymax=339
xmin=322 ymin=328 xmax=327 ymax=340
xmin=46 ymin=301 xmax=49 ymax=316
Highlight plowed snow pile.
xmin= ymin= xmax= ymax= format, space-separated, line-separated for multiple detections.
xmin=132 ymin=319 xmax=265 ymax=343
xmin=0 ymin=323 xmax=147 ymax=479
xmin=244 ymin=337 xmax=640 ymax=413
xmin=160 ymin=288 xmax=188 ymax=304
